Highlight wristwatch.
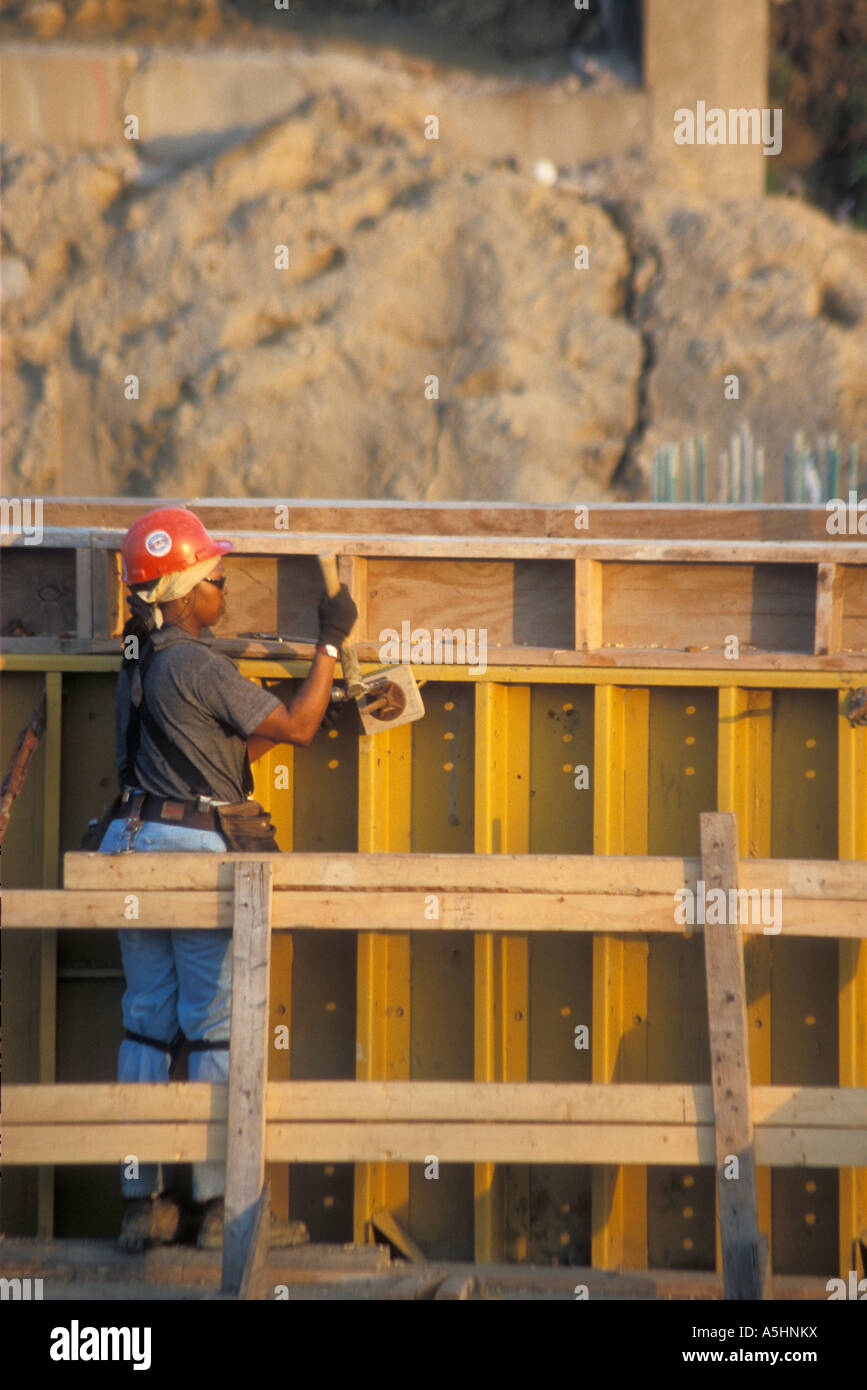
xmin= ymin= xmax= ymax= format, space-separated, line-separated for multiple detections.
xmin=317 ymin=643 xmax=340 ymax=659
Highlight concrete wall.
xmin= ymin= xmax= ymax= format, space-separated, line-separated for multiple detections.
xmin=0 ymin=39 xmax=649 ymax=170
xmin=645 ymin=0 xmax=772 ymax=199
xmin=0 ymin=3 xmax=770 ymax=193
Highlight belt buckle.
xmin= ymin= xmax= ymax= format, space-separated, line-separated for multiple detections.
xmin=196 ymin=796 xmax=212 ymax=814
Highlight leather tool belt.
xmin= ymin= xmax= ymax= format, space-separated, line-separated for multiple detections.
xmin=135 ymin=792 xmax=223 ymax=833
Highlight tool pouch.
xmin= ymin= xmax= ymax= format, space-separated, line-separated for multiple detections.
xmin=215 ymin=799 xmax=280 ymax=852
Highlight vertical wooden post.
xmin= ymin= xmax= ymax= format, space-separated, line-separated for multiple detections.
xmin=814 ymin=564 xmax=843 ymax=656
xmin=338 ymin=555 xmax=368 ymax=648
xmin=700 ymin=811 xmax=767 ymax=1301
xmin=716 ymin=686 xmax=773 ymax=1273
xmin=574 ymin=558 xmax=603 ymax=652
xmin=222 ymin=860 xmax=273 ymax=1297
xmin=74 ymin=543 xmax=94 ymax=641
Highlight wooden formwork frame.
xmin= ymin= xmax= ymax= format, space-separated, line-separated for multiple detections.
xmin=2 ymin=502 xmax=866 ymax=1269
xmin=3 ymin=522 xmax=867 ymax=672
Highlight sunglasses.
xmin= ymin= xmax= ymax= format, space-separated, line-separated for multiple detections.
xmin=203 ymin=575 xmax=227 ymax=590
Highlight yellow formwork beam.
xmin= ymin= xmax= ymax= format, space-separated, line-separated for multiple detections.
xmin=837 ymin=691 xmax=867 ymax=1276
xmin=591 ymin=685 xmax=649 ymax=1270
xmin=4 ymin=653 xmax=866 ymax=692
xmin=354 ymin=727 xmax=412 ymax=1245
xmin=253 ymin=743 xmax=294 ymax=1222
xmin=474 ymin=684 xmax=530 ymax=1263
xmin=716 ymin=686 xmax=772 ymax=1272
xmin=38 ymin=671 xmax=63 ymax=1238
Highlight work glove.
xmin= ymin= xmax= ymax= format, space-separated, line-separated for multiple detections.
xmin=317 ymin=583 xmax=358 ymax=648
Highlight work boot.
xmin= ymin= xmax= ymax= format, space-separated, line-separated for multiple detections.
xmin=118 ymin=1194 xmax=181 ymax=1253
xmin=196 ymin=1197 xmax=225 ymax=1251
xmin=194 ymin=1198 xmax=309 ymax=1250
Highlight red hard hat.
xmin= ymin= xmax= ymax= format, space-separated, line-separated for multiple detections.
xmin=121 ymin=507 xmax=233 ymax=585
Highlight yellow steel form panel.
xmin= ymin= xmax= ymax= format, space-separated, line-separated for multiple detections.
xmin=354 ymin=726 xmax=412 ymax=1245
xmin=838 ymin=692 xmax=867 ymax=1276
xmin=38 ymin=671 xmax=63 ymax=1237
xmin=592 ymin=685 xmax=649 ymax=1270
xmin=253 ymin=743 xmax=294 ymax=1222
xmin=474 ymin=683 xmax=530 ymax=1263
xmin=717 ymin=687 xmax=772 ymax=1271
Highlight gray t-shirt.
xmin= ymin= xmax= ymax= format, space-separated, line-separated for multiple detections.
xmin=115 ymin=625 xmax=282 ymax=803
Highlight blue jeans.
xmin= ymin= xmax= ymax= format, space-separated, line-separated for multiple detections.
xmin=99 ymin=817 xmax=230 ymax=1202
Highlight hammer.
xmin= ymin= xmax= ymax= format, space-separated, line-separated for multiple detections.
xmin=318 ymin=554 xmax=425 ymax=735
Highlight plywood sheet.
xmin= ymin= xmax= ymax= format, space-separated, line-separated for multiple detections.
xmin=365 ymin=559 xmax=573 ymax=650
xmin=1 ymin=550 xmax=76 ymax=637
xmin=602 ymin=563 xmax=816 ymax=653
xmin=841 ymin=565 xmax=867 ymax=651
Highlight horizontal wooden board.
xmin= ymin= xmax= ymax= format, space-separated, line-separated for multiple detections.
xmin=36 ymin=499 xmax=863 ymax=543
xmin=7 ymin=887 xmax=867 ymax=935
xmin=602 ymin=562 xmax=817 ymax=653
xmin=5 ymin=637 xmax=867 ymax=672
xmin=62 ymin=851 xmax=867 ymax=898
xmin=7 ymin=1121 xmax=866 ymax=1167
xmin=9 ymin=1081 xmax=866 ymax=1127
xmin=81 ymin=530 xmax=867 ymax=565
xmin=64 ymin=851 xmax=699 ymax=893
xmin=6 ymin=655 xmax=867 ymax=685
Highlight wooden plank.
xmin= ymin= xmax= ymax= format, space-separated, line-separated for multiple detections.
xmin=11 ymin=1081 xmax=867 ymax=1127
xmin=370 ymin=1208 xmax=428 ymax=1263
xmin=74 ymin=545 xmax=94 ymax=641
xmin=814 ymin=563 xmax=844 ymax=655
xmin=85 ymin=529 xmax=867 ymax=565
xmin=379 ymin=1267 xmax=450 ymax=1299
xmin=716 ymin=685 xmax=773 ymax=1274
xmin=9 ymin=885 xmax=867 ymax=936
xmin=338 ymin=554 xmax=368 ymax=644
xmin=221 ymin=862 xmax=273 ymax=1297
xmin=434 ymin=1270 xmax=476 ymax=1299
xmin=574 ymin=557 xmax=603 ymax=651
xmin=238 ymin=1182 xmax=271 ymax=1301
xmin=36 ymin=497 xmax=859 ymax=543
xmin=5 ymin=640 xmax=867 ymax=674
xmin=62 ymin=849 xmax=867 ymax=898
xmin=91 ymin=545 xmax=124 ymax=639
xmin=9 ymin=1119 xmax=867 ymax=1168
xmin=700 ymin=812 xmax=767 ymax=1301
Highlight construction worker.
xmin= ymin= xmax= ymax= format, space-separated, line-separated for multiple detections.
xmin=94 ymin=507 xmax=356 ymax=1252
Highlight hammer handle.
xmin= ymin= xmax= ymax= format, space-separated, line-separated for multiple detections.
xmin=318 ymin=554 xmax=364 ymax=694
xmin=319 ymin=553 xmax=341 ymax=599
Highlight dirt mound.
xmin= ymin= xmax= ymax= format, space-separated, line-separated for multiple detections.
xmin=2 ymin=88 xmax=865 ymax=502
